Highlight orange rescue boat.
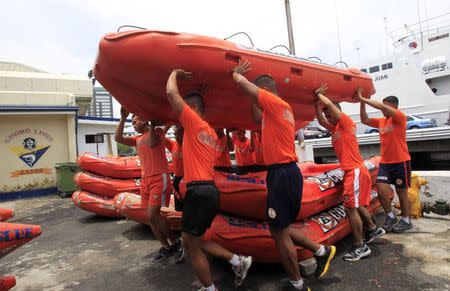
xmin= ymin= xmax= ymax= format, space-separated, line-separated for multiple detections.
xmin=72 ymin=190 xmax=123 ymax=218
xmin=204 ymin=187 xmax=383 ymax=263
xmin=74 ymin=172 xmax=140 ymax=197
xmin=0 ymin=222 xmax=42 ymax=259
xmin=0 ymin=209 xmax=14 ymax=222
xmin=94 ymin=29 xmax=375 ymax=129
xmin=77 ymin=153 xmax=141 ymax=179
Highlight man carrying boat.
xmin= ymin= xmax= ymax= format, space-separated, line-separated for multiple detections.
xmin=214 ymin=128 xmax=234 ymax=173
xmin=230 ymin=129 xmax=255 ymax=172
xmin=166 ymin=69 xmax=252 ymax=291
xmin=115 ymin=110 xmax=183 ymax=262
xmin=314 ymin=84 xmax=385 ymax=261
xmin=165 ymin=125 xmax=184 ymax=212
xmin=232 ymin=59 xmax=336 ymax=291
xmin=358 ymin=90 xmax=413 ymax=233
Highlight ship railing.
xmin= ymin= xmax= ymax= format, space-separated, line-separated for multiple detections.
xmin=389 ymin=13 xmax=450 ymax=47
xmin=305 ymin=126 xmax=450 ymax=148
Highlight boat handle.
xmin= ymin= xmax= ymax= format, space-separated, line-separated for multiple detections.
xmin=291 ymin=67 xmax=303 ymax=76
xmin=225 ymin=53 xmax=241 ymax=63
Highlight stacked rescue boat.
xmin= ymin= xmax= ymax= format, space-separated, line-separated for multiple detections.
xmin=72 ymin=152 xmax=384 ymax=264
xmin=0 ymin=208 xmax=42 ymax=290
xmin=72 ymin=153 xmax=141 ymax=218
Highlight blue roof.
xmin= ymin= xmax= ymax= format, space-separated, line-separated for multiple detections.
xmin=0 ymin=105 xmax=79 ymax=112
xmin=78 ymin=115 xmax=132 ymax=122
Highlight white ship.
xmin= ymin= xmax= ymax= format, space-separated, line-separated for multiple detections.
xmin=341 ymin=14 xmax=450 ymax=132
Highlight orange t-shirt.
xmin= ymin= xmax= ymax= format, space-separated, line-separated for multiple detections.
xmin=134 ymin=128 xmax=169 ymax=178
xmin=368 ymin=110 xmax=411 ymax=164
xmin=252 ymin=132 xmax=264 ymax=165
xmin=232 ymin=136 xmax=254 ymax=166
xmin=331 ymin=113 xmax=364 ymax=171
xmin=215 ymin=135 xmax=231 ymax=167
xmin=258 ymin=89 xmax=298 ymax=165
xmin=179 ymin=105 xmax=217 ymax=183
xmin=165 ymin=138 xmax=184 ymax=177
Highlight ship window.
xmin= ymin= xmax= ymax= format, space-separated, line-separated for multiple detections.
xmin=369 ymin=66 xmax=380 ymax=73
xmin=361 ymin=68 xmax=367 ymax=73
xmin=382 ymin=62 xmax=393 ymax=70
xmin=85 ymin=134 xmax=104 ymax=144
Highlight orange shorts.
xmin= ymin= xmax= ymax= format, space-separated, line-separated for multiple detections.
xmin=141 ymin=173 xmax=172 ymax=208
xmin=343 ymin=165 xmax=371 ymax=209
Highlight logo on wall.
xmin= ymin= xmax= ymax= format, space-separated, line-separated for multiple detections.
xmin=4 ymin=128 xmax=53 ymax=169
xmin=9 ymin=137 xmax=51 ymax=168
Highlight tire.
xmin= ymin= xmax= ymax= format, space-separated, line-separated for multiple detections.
xmin=369 ymin=129 xmax=378 ymax=133
xmin=410 ymin=126 xmax=420 ymax=130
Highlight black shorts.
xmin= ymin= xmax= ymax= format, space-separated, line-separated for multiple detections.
xmin=377 ymin=161 xmax=411 ymax=189
xmin=266 ymin=162 xmax=302 ymax=229
xmin=181 ymin=182 xmax=220 ymax=236
xmin=172 ymin=176 xmax=184 ymax=212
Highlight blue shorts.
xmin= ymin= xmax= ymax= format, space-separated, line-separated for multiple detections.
xmin=266 ymin=162 xmax=302 ymax=229
xmin=377 ymin=161 xmax=411 ymax=189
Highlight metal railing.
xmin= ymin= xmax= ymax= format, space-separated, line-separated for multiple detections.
xmin=305 ymin=126 xmax=450 ymax=149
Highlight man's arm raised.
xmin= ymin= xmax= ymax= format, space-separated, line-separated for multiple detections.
xmin=232 ymin=59 xmax=260 ymax=106
xmin=357 ymin=88 xmax=397 ymax=118
xmin=314 ymin=83 xmax=339 ymax=132
xmin=357 ymin=87 xmax=382 ymax=126
xmin=166 ymin=69 xmax=192 ymax=117
xmin=115 ymin=107 xmax=137 ymax=146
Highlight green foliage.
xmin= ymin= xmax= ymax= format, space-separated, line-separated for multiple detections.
xmin=117 ymin=143 xmax=136 ymax=156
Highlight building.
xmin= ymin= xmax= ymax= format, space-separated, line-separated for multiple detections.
xmin=0 ymin=62 xmax=92 ymax=200
xmin=86 ymin=86 xmax=114 ymax=118
xmin=77 ymin=116 xmax=132 ymax=157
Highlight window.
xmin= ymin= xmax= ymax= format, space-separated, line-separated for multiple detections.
xmin=361 ymin=68 xmax=367 ymax=73
xmin=382 ymin=62 xmax=393 ymax=70
xmin=406 ymin=116 xmax=414 ymax=122
xmin=369 ymin=66 xmax=380 ymax=73
xmin=85 ymin=134 xmax=104 ymax=144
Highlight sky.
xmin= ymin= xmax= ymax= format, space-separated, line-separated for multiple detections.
xmin=2 ymin=0 xmax=450 ymax=116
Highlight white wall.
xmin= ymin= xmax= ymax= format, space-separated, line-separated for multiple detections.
xmin=77 ymin=122 xmax=121 ymax=157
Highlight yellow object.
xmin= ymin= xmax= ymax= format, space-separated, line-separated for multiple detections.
xmin=395 ymin=173 xmax=428 ymax=218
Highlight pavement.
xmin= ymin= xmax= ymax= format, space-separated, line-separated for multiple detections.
xmin=1 ymin=195 xmax=449 ymax=291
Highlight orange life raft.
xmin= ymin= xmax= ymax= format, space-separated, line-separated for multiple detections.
xmin=0 ymin=209 xmax=14 ymax=222
xmin=77 ymin=153 xmax=141 ymax=179
xmin=0 ymin=222 xmax=42 ymax=260
xmin=113 ymin=193 xmax=181 ymax=230
xmin=204 ymin=187 xmax=382 ymax=263
xmin=179 ymin=157 xmax=380 ymax=220
xmin=72 ymin=190 xmax=123 ymax=218
xmin=74 ymin=172 xmax=140 ymax=197
xmin=0 ymin=276 xmax=16 ymax=291
xmin=94 ymin=30 xmax=375 ymax=129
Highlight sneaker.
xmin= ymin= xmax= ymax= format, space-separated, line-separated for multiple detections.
xmin=232 ymin=256 xmax=252 ymax=287
xmin=343 ymin=243 xmax=371 ymax=262
xmin=283 ymin=281 xmax=311 ymax=291
xmin=197 ymin=287 xmax=218 ymax=291
xmin=392 ymin=219 xmax=412 ymax=233
xmin=364 ymin=226 xmax=386 ymax=244
xmin=314 ymin=245 xmax=336 ymax=278
xmin=152 ymin=246 xmax=176 ymax=262
xmin=171 ymin=239 xmax=184 ymax=263
xmin=382 ymin=216 xmax=399 ymax=232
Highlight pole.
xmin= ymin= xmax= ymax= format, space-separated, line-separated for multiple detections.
xmin=417 ymin=0 xmax=424 ymax=51
xmin=334 ymin=0 xmax=343 ymax=67
xmin=284 ymin=0 xmax=296 ymax=55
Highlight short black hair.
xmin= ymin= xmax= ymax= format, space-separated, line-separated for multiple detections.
xmin=383 ymin=95 xmax=399 ymax=106
xmin=183 ymin=92 xmax=205 ymax=114
xmin=253 ymin=75 xmax=278 ymax=94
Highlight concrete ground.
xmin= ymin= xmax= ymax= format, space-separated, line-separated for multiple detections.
xmin=1 ymin=195 xmax=449 ymax=291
